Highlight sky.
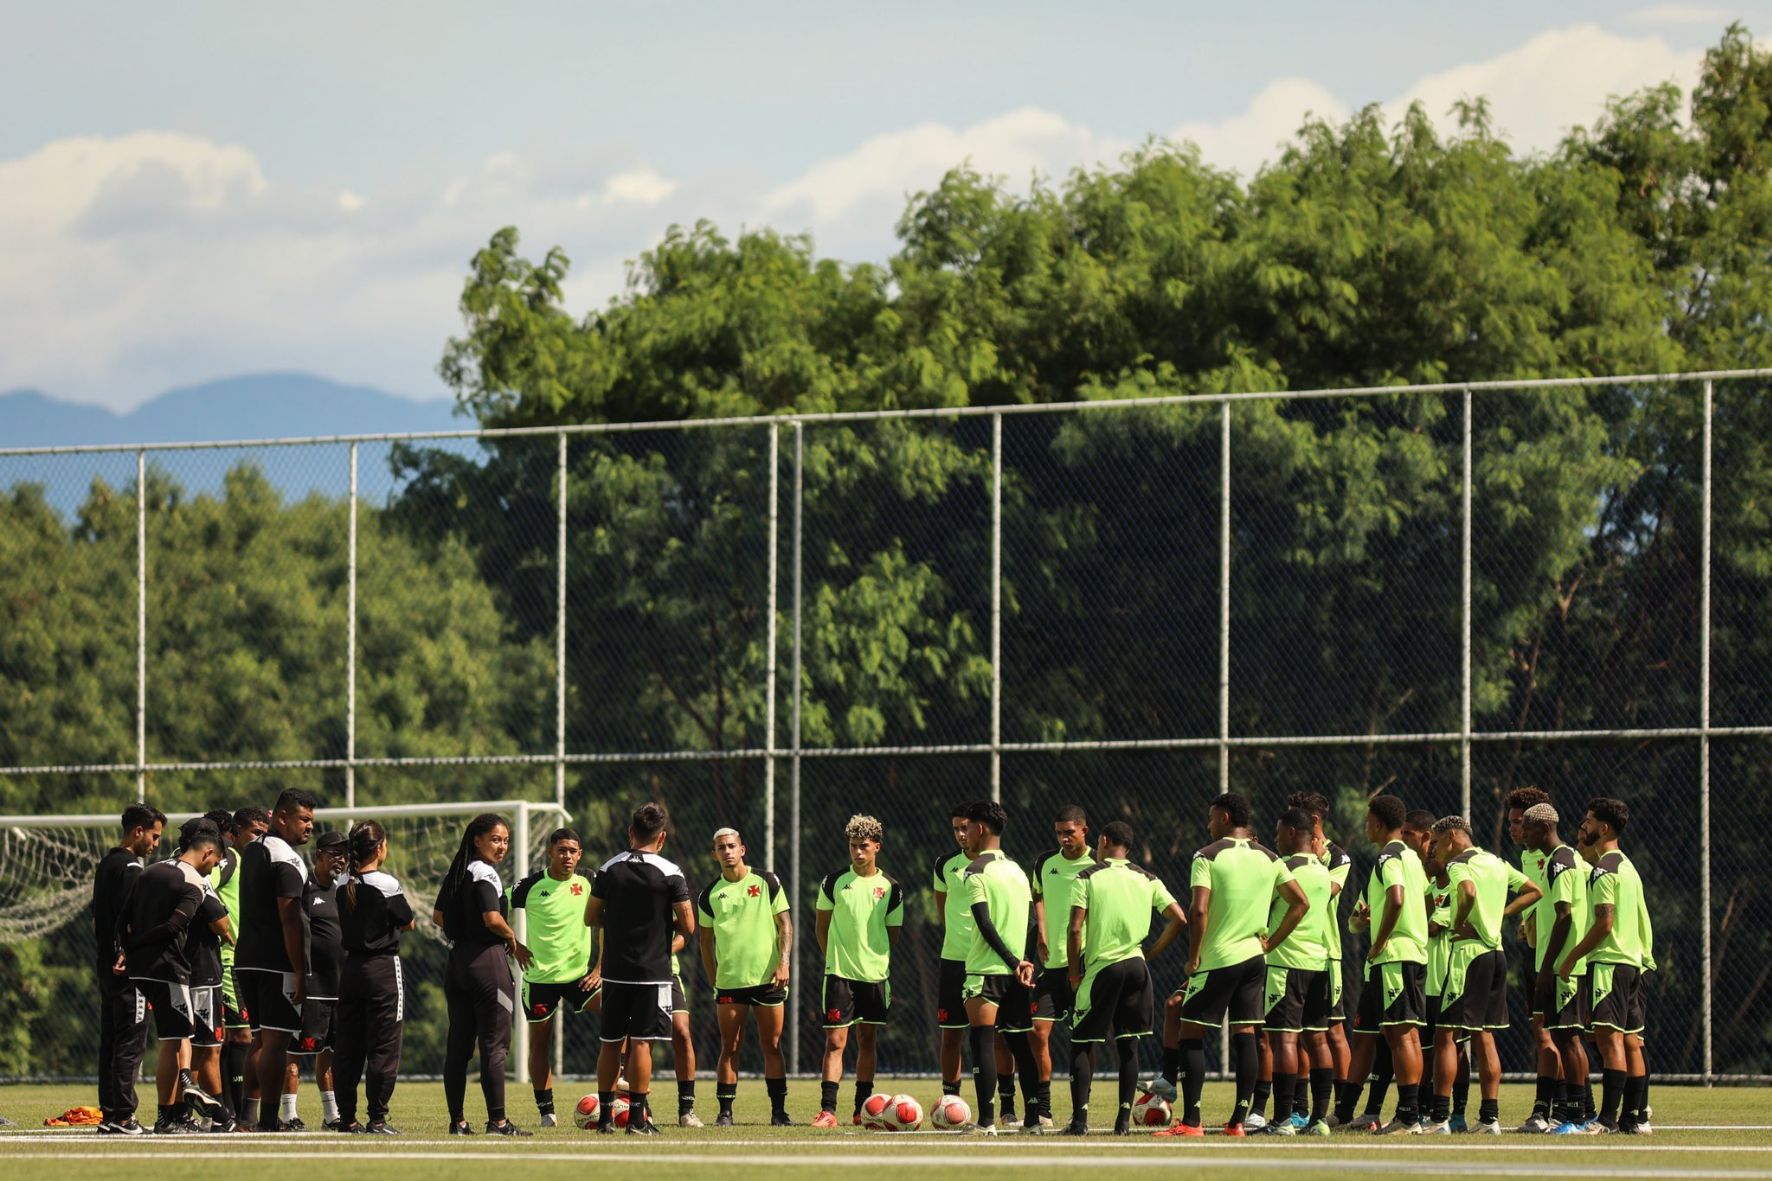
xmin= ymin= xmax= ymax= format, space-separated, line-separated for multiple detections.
xmin=0 ymin=0 xmax=1766 ymax=411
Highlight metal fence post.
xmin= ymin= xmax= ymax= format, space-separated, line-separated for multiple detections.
xmin=789 ymin=421 xmax=804 ymax=1074
xmin=991 ymin=412 xmax=1003 ymax=803
xmin=556 ymin=431 xmax=569 ymax=813
xmin=347 ymin=442 xmax=358 ymax=813
xmin=766 ymin=425 xmax=780 ymax=871
xmin=1700 ymin=378 xmax=1713 ymax=1085
xmin=136 ymin=449 xmax=147 ymax=803
xmin=1219 ymin=402 xmax=1231 ymax=797
xmin=1461 ymin=388 xmax=1473 ymax=819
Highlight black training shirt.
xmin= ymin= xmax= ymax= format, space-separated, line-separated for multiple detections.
xmin=122 ymin=860 xmax=205 ymax=984
xmin=93 ymin=847 xmax=143 ymax=967
xmin=435 ymin=860 xmax=506 ymax=950
xmin=187 ymin=886 xmax=228 ymax=988
xmin=235 ymin=833 xmax=309 ymax=972
xmin=592 ymin=849 xmax=690 ymax=984
xmin=339 ymin=870 xmax=414 ymax=956
xmin=305 ymin=876 xmax=344 ymax=998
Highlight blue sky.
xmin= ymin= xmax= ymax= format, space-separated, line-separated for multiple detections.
xmin=0 ymin=1 xmax=1765 ymax=410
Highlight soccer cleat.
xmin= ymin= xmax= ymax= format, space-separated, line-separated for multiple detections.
xmin=1627 ymin=1120 xmax=1653 ymax=1136
xmin=715 ymin=1113 xmax=735 ymax=1127
xmin=1261 ymin=1121 xmax=1297 ymax=1136
xmin=152 ymin=1117 xmax=202 ymax=1135
xmin=1113 ymin=1124 xmax=1133 ymax=1137
xmin=103 ymin=1118 xmax=146 ymax=1136
xmin=1552 ymin=1119 xmax=1605 ymax=1135
xmin=321 ymin=1118 xmax=342 ymax=1132
xmin=1147 ymin=1077 xmax=1178 ymax=1102
xmin=1418 ymin=1118 xmax=1451 ymax=1135
xmin=811 ymin=1110 xmax=839 ymax=1128
xmin=486 ymin=1120 xmax=533 ymax=1137
xmin=679 ymin=1111 xmax=704 ymax=1128
xmin=365 ymin=1121 xmax=400 ymax=1136
xmin=1152 ymin=1120 xmax=1204 ymax=1137
xmin=538 ymin=1112 xmax=558 ymax=1128
xmin=337 ymin=1121 xmax=364 ymax=1134
xmin=1476 ymin=1119 xmax=1502 ymax=1135
xmin=1059 ymin=1121 xmax=1088 ymax=1136
xmin=1038 ymin=1112 xmax=1054 ymax=1128
xmin=1222 ymin=1121 xmax=1246 ymax=1137
xmin=208 ymin=1118 xmax=238 ymax=1135
xmin=1448 ymin=1113 xmax=1468 ymax=1133
xmin=1287 ymin=1112 xmax=1309 ymax=1129
xmin=1518 ymin=1114 xmax=1553 ymax=1133
xmin=962 ymin=1122 xmax=999 ymax=1136
xmin=1302 ymin=1119 xmax=1331 ymax=1136
xmin=184 ymin=1088 xmax=226 ymax=1120
xmin=1244 ymin=1111 xmax=1268 ymax=1131
xmin=770 ymin=1111 xmax=793 ymax=1127
xmin=281 ymin=1116 xmax=306 ymax=1132
xmin=1346 ymin=1112 xmax=1382 ymax=1131
xmin=596 ymin=1123 xmax=618 ymax=1135
xmin=615 ymin=1076 xmax=630 ymax=1094
xmin=449 ymin=1120 xmax=476 ymax=1135
xmin=1372 ymin=1118 xmax=1422 ymax=1135
xmin=626 ymin=1121 xmax=662 ymax=1136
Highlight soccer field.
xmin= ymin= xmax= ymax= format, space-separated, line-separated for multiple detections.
xmin=4 ymin=1081 xmax=1771 ymax=1181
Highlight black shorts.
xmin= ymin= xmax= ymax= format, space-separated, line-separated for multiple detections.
xmin=221 ymin=964 xmax=249 ymax=1029
xmin=716 ymin=983 xmax=788 ymax=1008
xmin=1440 ymin=947 xmax=1508 ymax=1031
xmin=524 ymin=979 xmax=601 ymax=1023
xmin=671 ymin=974 xmax=688 ymax=1015
xmin=963 ymin=972 xmax=1034 ymax=1033
xmin=599 ymin=980 xmax=675 ymax=1043
xmin=295 ymin=997 xmax=336 ymax=1054
xmin=1589 ymin=963 xmax=1645 ymax=1034
xmin=1535 ymin=972 xmax=1592 ymax=1032
xmin=1071 ymin=958 xmax=1153 ymax=1043
xmin=1034 ymin=967 xmax=1076 ymax=1022
xmin=1262 ymin=965 xmax=1331 ymax=1034
xmin=236 ymin=966 xmax=303 ymax=1035
xmin=823 ymin=976 xmax=890 ymax=1027
xmin=937 ymin=958 xmax=968 ymax=1029
xmin=1328 ymin=959 xmax=1348 ymax=1022
xmin=1353 ymin=960 xmax=1426 ymax=1032
xmin=190 ymin=985 xmax=222 ymax=1047
xmin=133 ymin=978 xmax=195 ymax=1042
xmin=1177 ymin=954 xmax=1265 ymax=1027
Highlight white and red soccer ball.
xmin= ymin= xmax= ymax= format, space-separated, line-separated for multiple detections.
xmin=1130 ymin=1091 xmax=1171 ymax=1127
xmin=929 ymin=1094 xmax=971 ymax=1130
xmin=572 ymin=1092 xmax=631 ymax=1130
xmin=859 ymin=1092 xmax=923 ymax=1130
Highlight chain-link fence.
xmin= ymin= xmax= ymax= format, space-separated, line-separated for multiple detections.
xmin=3 ymin=370 xmax=1770 ymax=1083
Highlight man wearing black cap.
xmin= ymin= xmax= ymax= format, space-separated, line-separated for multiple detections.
xmin=285 ymin=830 xmax=347 ymax=1130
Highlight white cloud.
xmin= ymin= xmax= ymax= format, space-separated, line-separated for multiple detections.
xmin=0 ymin=24 xmax=1717 ymax=413
xmin=1626 ymin=4 xmax=1737 ymax=25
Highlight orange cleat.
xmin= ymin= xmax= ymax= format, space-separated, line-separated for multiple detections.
xmin=1222 ymin=1122 xmax=1246 ymax=1137
xmin=1153 ymin=1121 xmax=1205 ymax=1137
xmin=811 ymin=1111 xmax=839 ymax=1129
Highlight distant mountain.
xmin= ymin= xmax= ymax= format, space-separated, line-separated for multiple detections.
xmin=0 ymin=373 xmax=463 ymax=448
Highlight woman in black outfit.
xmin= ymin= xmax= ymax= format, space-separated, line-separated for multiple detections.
xmin=333 ymin=821 xmax=414 ymax=1134
xmin=433 ymin=812 xmax=533 ymax=1136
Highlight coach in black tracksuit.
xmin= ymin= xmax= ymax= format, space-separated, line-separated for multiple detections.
xmin=334 ymin=821 xmax=414 ymax=1133
xmin=92 ymin=804 xmax=166 ymax=1133
xmin=433 ymin=812 xmax=534 ymax=1136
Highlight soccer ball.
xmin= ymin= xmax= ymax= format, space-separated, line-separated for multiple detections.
xmin=884 ymin=1095 xmax=923 ymax=1131
xmin=610 ymin=1094 xmax=632 ymax=1129
xmin=1130 ymin=1091 xmax=1172 ymax=1127
xmin=929 ymin=1094 xmax=971 ymax=1130
xmin=860 ymin=1091 xmax=895 ymax=1129
xmin=573 ymin=1094 xmax=601 ymax=1130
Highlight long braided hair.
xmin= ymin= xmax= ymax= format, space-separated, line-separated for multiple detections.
xmin=344 ymin=820 xmax=387 ymax=908
xmin=437 ymin=812 xmax=509 ymax=939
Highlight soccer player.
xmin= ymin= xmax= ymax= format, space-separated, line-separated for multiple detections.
xmin=1030 ymin=805 xmax=1093 ymax=1126
xmin=1336 ymin=794 xmax=1429 ymax=1133
xmin=1423 ymin=816 xmax=1539 ymax=1135
xmin=1505 ymin=785 xmax=1560 ymax=1128
xmin=217 ymin=804 xmax=269 ymax=1126
xmin=932 ymin=804 xmax=1018 ymax=1114
xmin=954 ymin=799 xmax=1042 ymax=1133
xmin=585 ymin=802 xmax=695 ymax=1136
xmin=93 ymin=803 xmax=164 ymax=1135
xmin=1260 ymin=807 xmax=1336 ymax=1137
xmin=1521 ymin=802 xmax=1592 ymax=1132
xmin=1062 ymin=821 xmax=1184 ymax=1136
xmin=433 ymin=812 xmax=534 ymax=1136
xmin=119 ymin=819 xmax=224 ymax=1133
xmin=509 ymin=827 xmax=597 ymax=1127
xmin=813 ymin=814 xmax=903 ymax=1127
xmin=334 ymin=819 xmax=413 ymax=1135
xmin=182 ymin=816 xmax=236 ymax=1129
xmin=236 ymin=788 xmax=317 ymax=1134
xmin=1284 ymin=791 xmax=1355 ymax=1126
xmin=1421 ymin=841 xmax=1471 ymax=1131
xmin=284 ymin=830 xmax=347 ymax=1130
xmin=697 ymin=827 xmax=792 ymax=1127
xmin=1347 ymin=807 xmax=1432 ymax=1128
xmin=1557 ymin=797 xmax=1654 ymax=1134
xmin=1153 ymin=792 xmax=1307 ymax=1138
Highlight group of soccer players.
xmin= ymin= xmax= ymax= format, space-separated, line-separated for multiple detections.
xmin=90 ymin=781 xmax=1656 ymax=1139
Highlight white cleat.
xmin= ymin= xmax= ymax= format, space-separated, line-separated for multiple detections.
xmin=1418 ymin=1118 xmax=1451 ymax=1135
xmin=962 ymin=1122 xmax=1000 ymax=1136
xmin=1244 ymin=1111 xmax=1268 ymax=1131
xmin=1477 ymin=1119 xmax=1502 ymax=1135
xmin=1518 ymin=1114 xmax=1553 ymax=1134
xmin=679 ymin=1112 xmax=704 ymax=1128
xmin=538 ymin=1112 xmax=558 ymax=1128
xmin=1346 ymin=1112 xmax=1382 ymax=1131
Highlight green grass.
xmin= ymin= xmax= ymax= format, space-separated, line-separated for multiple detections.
xmin=4 ymin=1080 xmax=1771 ymax=1181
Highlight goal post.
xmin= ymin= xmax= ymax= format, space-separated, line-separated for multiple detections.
xmin=0 ymin=798 xmax=569 ymax=1084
